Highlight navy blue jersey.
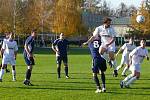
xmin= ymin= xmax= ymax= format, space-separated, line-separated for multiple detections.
xmin=88 ymin=39 xmax=101 ymax=58
xmin=23 ymin=36 xmax=35 ymax=56
xmin=53 ymin=39 xmax=69 ymax=56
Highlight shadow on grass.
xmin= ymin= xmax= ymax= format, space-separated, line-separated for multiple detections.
xmin=107 ymin=91 xmax=150 ymax=96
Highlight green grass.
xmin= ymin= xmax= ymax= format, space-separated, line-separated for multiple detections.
xmin=0 ymin=48 xmax=150 ymax=100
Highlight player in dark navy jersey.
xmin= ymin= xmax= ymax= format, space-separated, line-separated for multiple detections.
xmin=52 ymin=33 xmax=70 ymax=79
xmin=86 ymin=37 xmax=107 ymax=93
xmin=23 ymin=29 xmax=36 ymax=85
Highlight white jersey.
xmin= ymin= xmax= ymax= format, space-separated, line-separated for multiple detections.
xmin=129 ymin=46 xmax=148 ymax=65
xmin=121 ymin=43 xmax=136 ymax=57
xmin=2 ymin=39 xmax=18 ymax=58
xmin=93 ymin=25 xmax=116 ymax=46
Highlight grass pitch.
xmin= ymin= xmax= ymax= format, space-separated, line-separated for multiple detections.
xmin=0 ymin=47 xmax=150 ymax=100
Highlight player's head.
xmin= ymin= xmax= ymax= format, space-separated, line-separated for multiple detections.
xmin=103 ymin=17 xmax=112 ymax=28
xmin=129 ymin=37 xmax=134 ymax=44
xmin=9 ymin=32 xmax=14 ymax=40
xmin=5 ymin=32 xmax=10 ymax=39
xmin=31 ymin=29 xmax=37 ymax=37
xmin=140 ymin=38 xmax=146 ymax=48
xmin=59 ymin=33 xmax=65 ymax=39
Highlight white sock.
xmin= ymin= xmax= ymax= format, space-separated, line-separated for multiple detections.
xmin=122 ymin=66 xmax=128 ymax=75
xmin=12 ymin=70 xmax=16 ymax=79
xmin=125 ymin=76 xmax=137 ymax=86
xmin=123 ymin=74 xmax=133 ymax=82
xmin=0 ymin=69 xmax=5 ymax=79
xmin=111 ymin=60 xmax=117 ymax=70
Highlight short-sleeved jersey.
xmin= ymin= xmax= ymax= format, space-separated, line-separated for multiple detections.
xmin=129 ymin=46 xmax=148 ymax=64
xmin=53 ymin=39 xmax=69 ymax=56
xmin=2 ymin=39 xmax=18 ymax=57
xmin=93 ymin=25 xmax=116 ymax=45
xmin=24 ymin=36 xmax=35 ymax=56
xmin=121 ymin=43 xmax=136 ymax=56
xmin=88 ymin=38 xmax=101 ymax=58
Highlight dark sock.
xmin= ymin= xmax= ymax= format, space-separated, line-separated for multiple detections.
xmin=101 ymin=73 xmax=105 ymax=88
xmin=57 ymin=67 xmax=61 ymax=78
xmin=64 ymin=67 xmax=68 ymax=76
xmin=26 ymin=69 xmax=31 ymax=80
xmin=93 ymin=75 xmax=100 ymax=89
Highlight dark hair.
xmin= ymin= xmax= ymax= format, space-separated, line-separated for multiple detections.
xmin=31 ymin=29 xmax=37 ymax=33
xmin=140 ymin=38 xmax=146 ymax=42
xmin=103 ymin=17 xmax=112 ymax=24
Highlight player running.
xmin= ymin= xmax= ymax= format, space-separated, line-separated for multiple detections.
xmin=116 ymin=37 xmax=136 ymax=76
xmin=52 ymin=33 xmax=70 ymax=79
xmin=88 ymin=37 xmax=107 ymax=93
xmin=23 ymin=29 xmax=36 ymax=85
xmin=0 ymin=32 xmax=18 ymax=82
xmin=83 ymin=17 xmax=118 ymax=77
xmin=120 ymin=39 xmax=149 ymax=88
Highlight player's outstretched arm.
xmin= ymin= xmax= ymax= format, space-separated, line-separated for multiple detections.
xmin=116 ymin=48 xmax=123 ymax=57
xmin=83 ymin=36 xmax=95 ymax=45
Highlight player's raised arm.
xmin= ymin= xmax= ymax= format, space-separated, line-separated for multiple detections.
xmin=83 ymin=36 xmax=95 ymax=45
xmin=116 ymin=44 xmax=126 ymax=57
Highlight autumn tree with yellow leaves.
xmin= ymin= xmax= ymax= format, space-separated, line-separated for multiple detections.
xmin=51 ymin=0 xmax=88 ymax=36
xmin=130 ymin=3 xmax=150 ymax=38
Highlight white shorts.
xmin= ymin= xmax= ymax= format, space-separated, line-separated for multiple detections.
xmin=129 ymin=64 xmax=140 ymax=73
xmin=100 ymin=43 xmax=116 ymax=52
xmin=121 ymin=55 xmax=129 ymax=65
xmin=2 ymin=56 xmax=16 ymax=66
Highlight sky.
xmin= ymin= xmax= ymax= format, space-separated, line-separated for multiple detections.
xmin=104 ymin=0 xmax=143 ymax=9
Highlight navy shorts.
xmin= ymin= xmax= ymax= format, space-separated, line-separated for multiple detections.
xmin=56 ymin=56 xmax=68 ymax=65
xmin=24 ymin=56 xmax=35 ymax=66
xmin=92 ymin=57 xmax=107 ymax=73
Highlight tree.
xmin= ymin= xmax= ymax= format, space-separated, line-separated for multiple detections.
xmin=130 ymin=4 xmax=150 ymax=38
xmin=51 ymin=0 xmax=88 ymax=36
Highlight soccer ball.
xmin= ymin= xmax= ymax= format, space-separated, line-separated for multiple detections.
xmin=136 ymin=15 xmax=145 ymax=23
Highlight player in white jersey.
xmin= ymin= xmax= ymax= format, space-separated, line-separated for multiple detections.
xmin=116 ymin=38 xmax=136 ymax=76
xmin=0 ymin=32 xmax=10 ymax=73
xmin=120 ymin=39 xmax=149 ymax=88
xmin=0 ymin=32 xmax=18 ymax=82
xmin=83 ymin=17 xmax=118 ymax=77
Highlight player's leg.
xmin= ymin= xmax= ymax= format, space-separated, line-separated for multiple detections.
xmin=0 ymin=64 xmax=7 ymax=82
xmin=117 ymin=55 xmax=125 ymax=71
xmin=121 ymin=64 xmax=129 ymax=76
xmin=120 ymin=73 xmax=134 ymax=88
xmin=23 ymin=57 xmax=34 ymax=85
xmin=63 ymin=56 xmax=69 ymax=78
xmin=0 ymin=57 xmax=8 ymax=82
xmin=93 ymin=73 xmax=101 ymax=93
xmin=10 ymin=58 xmax=16 ymax=81
xmin=5 ymin=64 xmax=10 ymax=73
xmin=100 ymin=58 xmax=107 ymax=92
xmin=109 ymin=51 xmax=118 ymax=77
xmin=125 ymin=65 xmax=140 ymax=88
xmin=11 ymin=65 xmax=16 ymax=81
xmin=92 ymin=58 xmax=101 ymax=93
xmin=56 ymin=56 xmax=61 ymax=78
xmin=99 ymin=46 xmax=107 ymax=57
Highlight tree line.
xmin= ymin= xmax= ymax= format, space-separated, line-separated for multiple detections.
xmin=0 ymin=0 xmax=149 ymax=37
